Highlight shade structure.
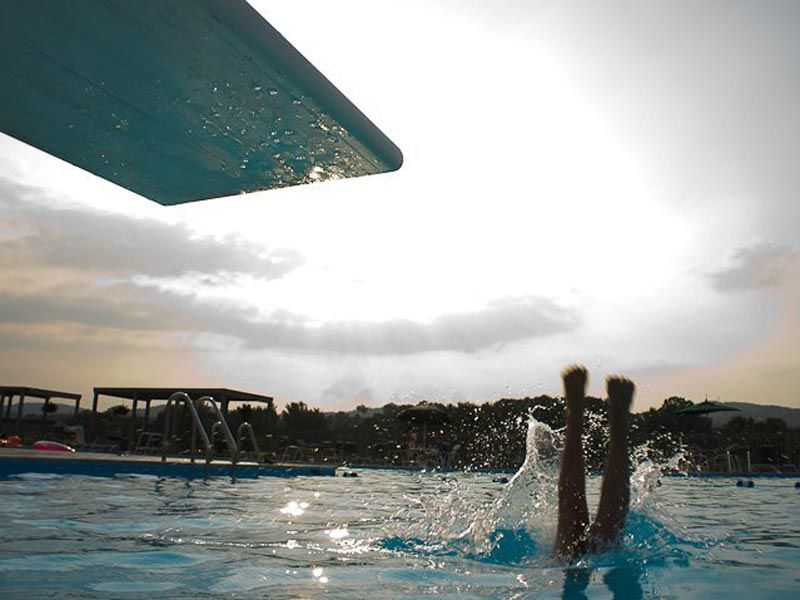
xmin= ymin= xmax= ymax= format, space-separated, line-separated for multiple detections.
xmin=93 ymin=387 xmax=272 ymax=405
xmin=398 ymin=404 xmax=450 ymax=448
xmin=676 ymin=401 xmax=740 ymax=416
xmin=0 ymin=0 xmax=402 ymax=205
xmin=0 ymin=386 xmax=83 ymax=434
xmin=89 ymin=386 xmax=274 ymax=443
xmin=397 ymin=404 xmax=451 ymax=426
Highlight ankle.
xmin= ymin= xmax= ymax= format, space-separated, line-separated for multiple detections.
xmin=566 ymin=404 xmax=584 ymax=423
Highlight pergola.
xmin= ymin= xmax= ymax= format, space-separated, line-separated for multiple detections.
xmin=0 ymin=386 xmax=82 ymax=432
xmin=91 ymin=387 xmax=273 ymax=441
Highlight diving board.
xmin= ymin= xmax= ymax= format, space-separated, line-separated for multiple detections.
xmin=0 ymin=0 xmax=402 ymax=205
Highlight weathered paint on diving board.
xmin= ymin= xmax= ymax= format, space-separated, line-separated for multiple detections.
xmin=0 ymin=0 xmax=402 ymax=205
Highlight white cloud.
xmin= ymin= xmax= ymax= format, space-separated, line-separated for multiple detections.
xmin=0 ymin=177 xmax=304 ymax=279
xmin=319 ymin=372 xmax=374 ymax=407
xmin=710 ymin=241 xmax=798 ymax=292
xmin=0 ymin=177 xmax=579 ymax=354
xmin=0 ymin=285 xmax=579 ymax=355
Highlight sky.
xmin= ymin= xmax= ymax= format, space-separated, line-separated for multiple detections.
xmin=1 ymin=0 xmax=799 ymax=412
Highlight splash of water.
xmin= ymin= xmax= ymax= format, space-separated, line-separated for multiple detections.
xmin=465 ymin=416 xmax=561 ymax=552
xmin=385 ymin=413 xmax=692 ymax=565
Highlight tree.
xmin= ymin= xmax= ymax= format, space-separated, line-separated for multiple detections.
xmin=107 ymin=404 xmax=130 ymax=416
xmin=662 ymin=396 xmax=693 ymax=411
xmin=281 ymin=402 xmax=327 ymax=440
xmin=237 ymin=403 xmax=254 ymax=423
xmin=720 ymin=416 xmax=752 ymax=436
xmin=763 ymin=418 xmax=788 ymax=434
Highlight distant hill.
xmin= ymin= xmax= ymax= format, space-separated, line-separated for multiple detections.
xmin=710 ymin=402 xmax=800 ymax=428
xmin=4 ymin=400 xmax=73 ymax=416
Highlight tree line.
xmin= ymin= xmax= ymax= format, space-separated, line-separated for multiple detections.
xmin=90 ymin=394 xmax=799 ymax=470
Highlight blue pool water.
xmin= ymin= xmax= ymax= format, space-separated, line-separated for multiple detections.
xmin=2 ymin=417 xmax=799 ymax=599
xmin=1 ymin=465 xmax=798 ymax=598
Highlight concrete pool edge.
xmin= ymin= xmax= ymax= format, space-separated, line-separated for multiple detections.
xmin=2 ymin=450 xmax=797 ymax=480
xmin=0 ymin=449 xmax=335 ymax=479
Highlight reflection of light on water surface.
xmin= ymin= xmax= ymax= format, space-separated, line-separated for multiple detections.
xmin=279 ymin=501 xmax=309 ymax=516
xmin=312 ymin=566 xmax=329 ymax=584
xmin=326 ymin=527 xmax=349 ymax=540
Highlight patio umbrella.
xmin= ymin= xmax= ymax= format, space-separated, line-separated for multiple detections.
xmin=677 ymin=400 xmax=741 ymax=458
xmin=676 ymin=400 xmax=740 ymax=416
xmin=397 ymin=404 xmax=450 ymax=447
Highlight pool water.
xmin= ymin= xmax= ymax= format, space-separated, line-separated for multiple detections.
xmin=1 ymin=425 xmax=799 ymax=598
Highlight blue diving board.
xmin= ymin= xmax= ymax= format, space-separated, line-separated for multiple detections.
xmin=0 ymin=0 xmax=402 ymax=205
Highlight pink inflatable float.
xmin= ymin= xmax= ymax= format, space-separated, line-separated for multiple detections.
xmin=32 ymin=440 xmax=75 ymax=452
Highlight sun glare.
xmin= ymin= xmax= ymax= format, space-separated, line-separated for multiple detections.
xmin=168 ymin=43 xmax=691 ymax=324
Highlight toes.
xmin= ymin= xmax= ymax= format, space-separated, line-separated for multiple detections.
xmin=561 ymin=364 xmax=586 ymax=376
xmin=606 ymin=375 xmax=634 ymax=390
xmin=562 ymin=364 xmax=588 ymax=385
xmin=606 ymin=375 xmax=635 ymax=405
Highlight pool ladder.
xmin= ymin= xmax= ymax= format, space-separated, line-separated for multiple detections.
xmin=236 ymin=421 xmax=261 ymax=462
xmin=160 ymin=392 xmax=261 ymax=473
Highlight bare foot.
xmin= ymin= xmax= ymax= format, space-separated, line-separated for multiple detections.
xmin=562 ymin=364 xmax=588 ymax=396
xmin=605 ymin=375 xmax=634 ymax=422
xmin=562 ymin=365 xmax=588 ymax=421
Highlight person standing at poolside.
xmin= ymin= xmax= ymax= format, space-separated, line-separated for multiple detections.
xmin=553 ymin=365 xmax=634 ymax=560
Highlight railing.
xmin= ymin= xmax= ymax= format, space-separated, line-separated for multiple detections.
xmin=161 ymin=392 xmax=213 ymax=465
xmin=236 ymin=421 xmax=261 ymax=462
xmin=194 ymin=395 xmax=238 ymax=462
xmin=159 ymin=392 xmax=268 ymax=474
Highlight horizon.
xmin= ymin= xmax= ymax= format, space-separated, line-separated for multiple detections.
xmin=2 ymin=0 xmax=799 ymax=413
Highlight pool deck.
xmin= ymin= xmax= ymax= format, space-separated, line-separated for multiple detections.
xmin=0 ymin=448 xmax=336 ymax=479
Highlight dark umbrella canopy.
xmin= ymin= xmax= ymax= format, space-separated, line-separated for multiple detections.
xmin=397 ymin=404 xmax=450 ymax=448
xmin=397 ymin=404 xmax=451 ymax=425
xmin=676 ymin=401 xmax=740 ymax=416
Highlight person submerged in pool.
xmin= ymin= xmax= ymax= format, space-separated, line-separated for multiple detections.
xmin=553 ymin=365 xmax=634 ymax=560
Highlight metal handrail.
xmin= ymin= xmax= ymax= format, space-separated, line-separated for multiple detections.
xmin=209 ymin=421 xmax=228 ymax=457
xmin=236 ymin=421 xmax=261 ymax=462
xmin=161 ymin=392 xmax=213 ymax=464
xmin=194 ymin=396 xmax=238 ymax=463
